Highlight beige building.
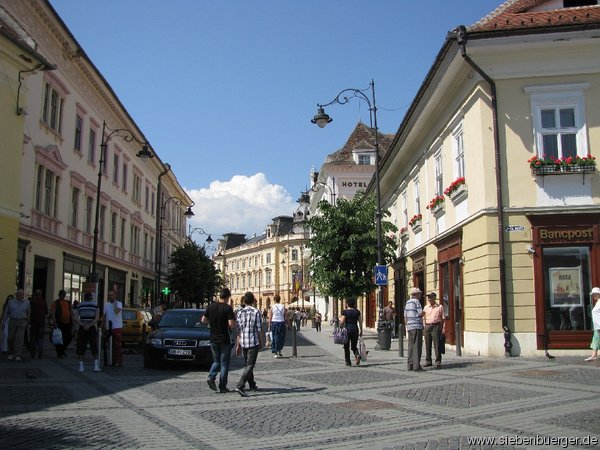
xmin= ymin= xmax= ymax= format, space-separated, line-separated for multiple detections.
xmin=1 ymin=0 xmax=191 ymax=308
xmin=214 ymin=213 xmax=310 ymax=313
xmin=377 ymin=0 xmax=600 ymax=356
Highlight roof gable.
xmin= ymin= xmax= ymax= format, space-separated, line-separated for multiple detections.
xmin=324 ymin=122 xmax=393 ymax=165
xmin=471 ymin=0 xmax=600 ymax=32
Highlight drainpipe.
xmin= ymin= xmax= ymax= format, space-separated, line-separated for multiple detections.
xmin=456 ymin=25 xmax=512 ymax=357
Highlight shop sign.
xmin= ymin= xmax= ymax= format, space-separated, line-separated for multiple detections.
xmin=540 ymin=228 xmax=593 ymax=241
xmin=505 ymin=225 xmax=525 ymax=232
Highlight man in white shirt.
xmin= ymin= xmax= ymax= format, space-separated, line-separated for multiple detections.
xmin=103 ymin=291 xmax=123 ymax=367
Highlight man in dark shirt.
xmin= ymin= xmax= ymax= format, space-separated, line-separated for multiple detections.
xmin=202 ymin=288 xmax=236 ymax=393
xmin=29 ymin=290 xmax=47 ymax=359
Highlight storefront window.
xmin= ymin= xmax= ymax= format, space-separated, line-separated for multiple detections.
xmin=542 ymin=246 xmax=592 ymax=331
xmin=63 ymin=259 xmax=89 ymax=303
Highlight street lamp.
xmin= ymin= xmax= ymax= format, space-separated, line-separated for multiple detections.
xmin=311 ymin=172 xmax=336 ymax=205
xmin=155 ymin=195 xmax=194 ymax=306
xmin=311 ymin=80 xmax=387 ymax=345
xmin=90 ymin=121 xmax=152 ymax=307
xmin=188 ymin=225 xmax=213 ymax=245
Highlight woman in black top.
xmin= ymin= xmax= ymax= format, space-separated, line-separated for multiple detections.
xmin=339 ymin=297 xmax=363 ymax=366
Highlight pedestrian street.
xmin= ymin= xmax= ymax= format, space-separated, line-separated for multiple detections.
xmin=1 ymin=324 xmax=599 ymax=449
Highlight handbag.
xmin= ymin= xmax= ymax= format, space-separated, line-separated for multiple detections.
xmin=439 ymin=333 xmax=446 ymax=354
xmin=333 ymin=326 xmax=348 ymax=345
xmin=51 ymin=327 xmax=63 ymax=346
xmin=359 ymin=337 xmax=368 ymax=362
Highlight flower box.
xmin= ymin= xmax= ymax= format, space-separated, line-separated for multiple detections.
xmin=408 ymin=214 xmax=422 ymax=232
xmin=444 ymin=177 xmax=467 ymax=203
xmin=399 ymin=227 xmax=409 ymax=241
xmin=426 ymin=195 xmax=444 ymax=211
xmin=528 ymin=154 xmax=596 ymax=176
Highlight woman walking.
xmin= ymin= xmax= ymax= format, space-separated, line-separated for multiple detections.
xmin=339 ymin=297 xmax=362 ymax=366
xmin=268 ymin=295 xmax=288 ymax=358
xmin=585 ymin=287 xmax=600 ymax=362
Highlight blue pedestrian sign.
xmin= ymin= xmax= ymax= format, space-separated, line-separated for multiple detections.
xmin=374 ymin=265 xmax=388 ymax=286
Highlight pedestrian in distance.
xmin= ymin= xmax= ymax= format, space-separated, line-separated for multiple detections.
xmin=235 ymin=292 xmax=263 ymax=397
xmin=314 ymin=311 xmax=322 ymax=332
xmin=202 ymin=287 xmax=236 ymax=393
xmin=1 ymin=294 xmax=13 ymax=354
xmin=75 ymin=292 xmax=101 ymax=373
xmin=29 ymin=289 xmax=47 ymax=359
xmin=404 ymin=287 xmax=425 ymax=371
xmin=268 ymin=294 xmax=288 ymax=358
xmin=340 ymin=297 xmax=362 ymax=366
xmin=1 ymin=289 xmax=30 ymax=361
xmin=103 ymin=290 xmax=123 ymax=367
xmin=50 ymin=289 xmax=73 ymax=358
xmin=423 ymin=292 xmax=445 ymax=369
xmin=585 ymin=287 xmax=600 ymax=362
xmin=383 ymin=301 xmax=395 ymax=321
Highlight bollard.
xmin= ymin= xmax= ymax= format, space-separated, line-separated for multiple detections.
xmin=455 ymin=322 xmax=462 ymax=357
xmin=291 ymin=323 xmax=297 ymax=357
xmin=398 ymin=323 xmax=404 ymax=358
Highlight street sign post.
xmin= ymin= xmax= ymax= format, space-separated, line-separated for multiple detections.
xmin=375 ymin=265 xmax=388 ymax=286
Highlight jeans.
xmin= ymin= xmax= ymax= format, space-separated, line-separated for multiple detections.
xmin=343 ymin=329 xmax=359 ymax=365
xmin=407 ymin=328 xmax=423 ymax=369
xmin=209 ymin=342 xmax=232 ymax=391
xmin=270 ymin=321 xmax=286 ymax=353
xmin=236 ymin=345 xmax=259 ymax=390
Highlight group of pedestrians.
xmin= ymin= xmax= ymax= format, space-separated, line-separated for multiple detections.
xmin=1 ymin=287 xmax=124 ymax=373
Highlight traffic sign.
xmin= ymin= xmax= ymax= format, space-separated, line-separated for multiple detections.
xmin=374 ymin=265 xmax=388 ymax=286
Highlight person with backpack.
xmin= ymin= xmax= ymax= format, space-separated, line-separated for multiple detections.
xmin=339 ymin=297 xmax=362 ymax=366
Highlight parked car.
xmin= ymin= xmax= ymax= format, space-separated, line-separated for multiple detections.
xmin=121 ymin=308 xmax=152 ymax=346
xmin=143 ymin=308 xmax=212 ymax=368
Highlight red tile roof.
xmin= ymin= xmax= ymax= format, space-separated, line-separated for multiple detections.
xmin=471 ymin=0 xmax=600 ymax=32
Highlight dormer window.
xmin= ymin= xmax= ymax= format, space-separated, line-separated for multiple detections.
xmin=353 ymin=149 xmax=373 ymax=165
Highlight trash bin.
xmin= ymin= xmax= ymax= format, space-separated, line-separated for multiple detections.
xmin=377 ymin=321 xmax=393 ymax=350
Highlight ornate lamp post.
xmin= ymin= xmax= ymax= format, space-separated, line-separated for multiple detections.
xmin=90 ymin=121 xmax=152 ymax=308
xmin=188 ymin=225 xmax=214 ymax=246
xmin=155 ymin=196 xmax=194 ymax=306
xmin=312 ymin=80 xmax=388 ymax=347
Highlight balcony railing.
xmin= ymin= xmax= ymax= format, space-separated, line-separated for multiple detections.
xmin=531 ymin=165 xmax=596 ymax=176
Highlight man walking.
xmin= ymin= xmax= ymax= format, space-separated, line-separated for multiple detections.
xmin=75 ymin=292 xmax=101 ymax=373
xmin=423 ymin=292 xmax=445 ymax=369
xmin=2 ymin=289 xmax=30 ymax=361
xmin=268 ymin=294 xmax=287 ymax=358
xmin=235 ymin=292 xmax=262 ymax=397
xmin=404 ymin=287 xmax=424 ymax=371
xmin=202 ymin=287 xmax=236 ymax=393
xmin=50 ymin=289 xmax=72 ymax=358
xmin=29 ymin=289 xmax=47 ymax=359
xmin=103 ymin=290 xmax=123 ymax=367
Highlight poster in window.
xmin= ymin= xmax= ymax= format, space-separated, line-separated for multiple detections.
xmin=549 ymin=267 xmax=582 ymax=307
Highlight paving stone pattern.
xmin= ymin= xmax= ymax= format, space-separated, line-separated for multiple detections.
xmin=0 ymin=325 xmax=599 ymax=449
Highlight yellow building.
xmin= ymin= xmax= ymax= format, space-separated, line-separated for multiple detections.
xmin=0 ymin=9 xmax=54 ymax=298
xmin=3 ymin=0 xmax=191 ymax=308
xmin=378 ymin=0 xmax=600 ymax=356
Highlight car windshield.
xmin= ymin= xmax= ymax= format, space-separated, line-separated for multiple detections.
xmin=158 ymin=310 xmax=207 ymax=328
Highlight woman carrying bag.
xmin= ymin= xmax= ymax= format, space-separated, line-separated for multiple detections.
xmin=339 ymin=297 xmax=362 ymax=366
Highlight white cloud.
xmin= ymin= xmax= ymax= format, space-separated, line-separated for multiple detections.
xmin=185 ymin=173 xmax=296 ymax=244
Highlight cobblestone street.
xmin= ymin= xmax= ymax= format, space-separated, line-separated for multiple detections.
xmin=1 ymin=325 xmax=600 ymax=449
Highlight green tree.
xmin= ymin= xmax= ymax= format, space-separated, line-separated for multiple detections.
xmin=306 ymin=192 xmax=397 ymax=299
xmin=167 ymin=241 xmax=222 ymax=308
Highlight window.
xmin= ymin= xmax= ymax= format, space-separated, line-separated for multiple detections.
xmin=265 ymin=269 xmax=272 ymax=287
xmin=133 ymin=174 xmax=142 ymax=203
xmin=151 ymin=191 xmax=155 ymax=216
xmin=145 ymin=185 xmax=149 ymax=212
xmin=242 ymin=258 xmax=246 ymax=269
xmin=113 ymin=154 xmax=119 ymax=185
xmin=111 ymin=212 xmax=117 ymax=244
xmin=35 ymin=166 xmax=60 ymax=217
xmin=292 ymin=249 xmax=298 ymax=261
xmin=74 ymin=115 xmax=83 ymax=152
xmin=266 ymin=252 xmax=271 ymax=264
xmin=144 ymin=233 xmax=148 ymax=260
xmin=150 ymin=237 xmax=154 ymax=263
xmin=526 ymin=83 xmax=589 ymax=160
xmin=414 ymin=177 xmax=421 ymax=215
xmin=71 ymin=187 xmax=79 ymax=228
xmin=42 ymin=81 xmax=64 ymax=134
xmin=453 ymin=124 xmax=465 ymax=179
xmin=88 ymin=128 xmax=96 ymax=164
xmin=101 ymin=146 xmax=109 ymax=176
xmin=434 ymin=152 xmax=443 ymax=196
xmin=130 ymin=225 xmax=140 ymax=256
xmin=84 ymin=196 xmax=93 ymax=234
xmin=99 ymin=205 xmax=106 ymax=240
xmin=122 ymin=164 xmax=128 ymax=192
xmin=120 ymin=218 xmax=126 ymax=249
xmin=402 ymin=190 xmax=408 ymax=228
xmin=358 ymin=154 xmax=371 ymax=165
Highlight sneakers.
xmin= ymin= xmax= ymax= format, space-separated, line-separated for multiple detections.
xmin=79 ymin=362 xmax=84 ymax=373
xmin=235 ymin=388 xmax=249 ymax=397
xmin=207 ymin=378 xmax=217 ymax=391
xmin=273 ymin=354 xmax=280 ymax=359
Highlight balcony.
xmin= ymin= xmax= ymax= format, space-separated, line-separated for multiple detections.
xmin=531 ymin=165 xmax=596 ymax=176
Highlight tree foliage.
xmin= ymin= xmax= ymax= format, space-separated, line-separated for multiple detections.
xmin=167 ymin=241 xmax=222 ymax=308
xmin=306 ymin=192 xmax=397 ymax=299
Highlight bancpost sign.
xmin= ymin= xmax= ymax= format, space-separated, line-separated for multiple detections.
xmin=540 ymin=228 xmax=594 ymax=241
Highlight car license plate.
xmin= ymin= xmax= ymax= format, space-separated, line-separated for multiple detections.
xmin=168 ymin=349 xmax=192 ymax=356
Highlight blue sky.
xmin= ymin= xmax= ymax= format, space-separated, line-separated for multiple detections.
xmin=49 ymin=0 xmax=503 ymax=243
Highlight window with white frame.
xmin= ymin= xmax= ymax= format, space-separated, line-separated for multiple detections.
xmin=88 ymin=128 xmax=96 ymax=164
xmin=74 ymin=115 xmax=83 ymax=152
xmin=84 ymin=196 xmax=93 ymax=234
xmin=122 ymin=164 xmax=128 ymax=192
xmin=265 ymin=269 xmax=272 ymax=287
xmin=402 ymin=190 xmax=408 ymax=228
xmin=111 ymin=212 xmax=117 ymax=244
xmin=266 ymin=252 xmax=271 ymax=264
xmin=99 ymin=205 xmax=106 ymax=240
xmin=130 ymin=224 xmax=140 ymax=256
xmin=292 ymin=249 xmax=298 ymax=261
xmin=113 ymin=154 xmax=119 ymax=185
xmin=42 ymin=79 xmax=65 ymax=134
xmin=414 ymin=177 xmax=421 ymax=215
xmin=145 ymin=185 xmax=149 ymax=212
xmin=35 ymin=166 xmax=60 ymax=218
xmin=434 ymin=151 xmax=443 ymax=196
xmin=525 ymin=83 xmax=589 ymax=160
xmin=120 ymin=218 xmax=126 ymax=249
xmin=452 ymin=124 xmax=465 ymax=179
xmin=71 ymin=187 xmax=79 ymax=228
xmin=133 ymin=174 xmax=142 ymax=204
